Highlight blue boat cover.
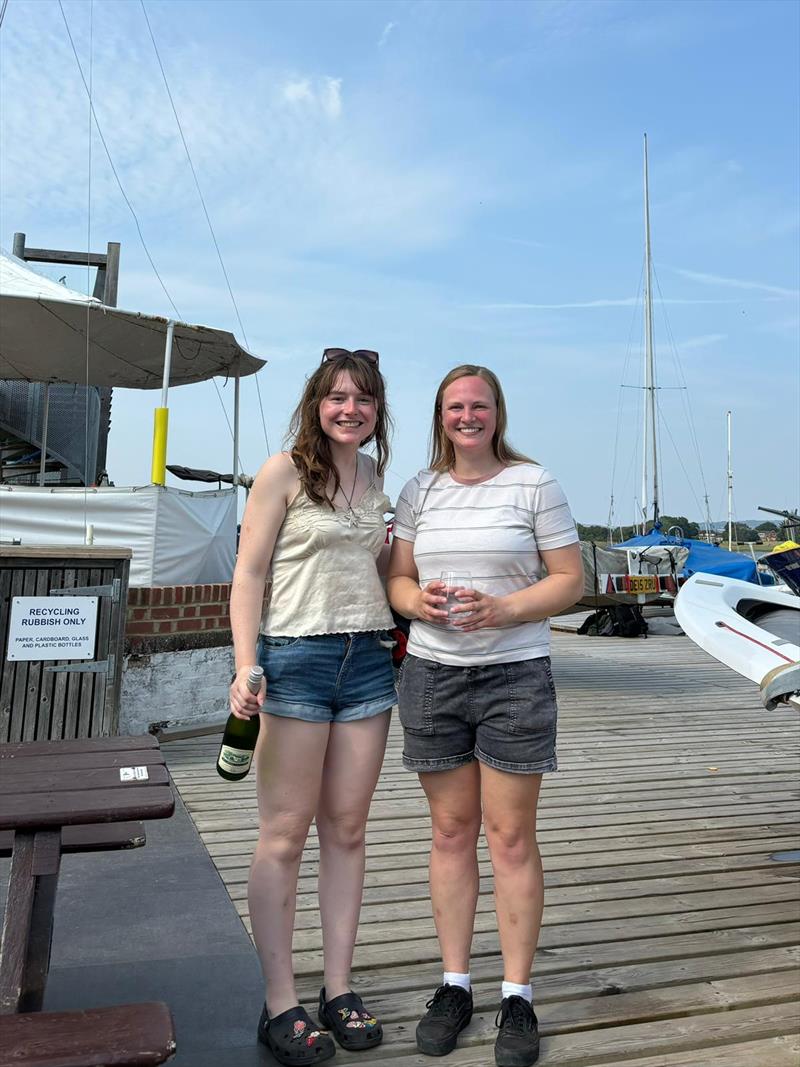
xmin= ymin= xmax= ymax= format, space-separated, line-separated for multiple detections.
xmin=615 ymin=527 xmax=759 ymax=583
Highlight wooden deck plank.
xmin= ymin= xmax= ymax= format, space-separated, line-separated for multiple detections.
xmin=163 ymin=631 xmax=800 ymax=1064
xmin=351 ymin=1001 xmax=800 ymax=1066
xmin=315 ymin=947 xmax=800 ymax=1020
xmin=287 ymin=923 xmax=800 ymax=1001
xmin=585 ymin=1034 xmax=800 ymax=1067
xmin=355 ymin=971 xmax=798 ymax=1052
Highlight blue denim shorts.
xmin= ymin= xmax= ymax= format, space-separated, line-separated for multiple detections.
xmin=397 ymin=654 xmax=558 ymax=774
xmin=257 ymin=631 xmax=396 ymax=723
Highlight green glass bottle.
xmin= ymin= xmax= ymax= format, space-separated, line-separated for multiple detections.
xmin=216 ymin=666 xmax=263 ymax=781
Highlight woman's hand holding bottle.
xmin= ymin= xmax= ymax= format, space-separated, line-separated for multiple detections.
xmin=229 ymin=664 xmax=266 ymax=720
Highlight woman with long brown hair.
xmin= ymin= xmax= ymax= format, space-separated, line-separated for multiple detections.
xmin=229 ymin=349 xmax=395 ymax=1065
xmin=388 ymin=364 xmax=583 ymax=1067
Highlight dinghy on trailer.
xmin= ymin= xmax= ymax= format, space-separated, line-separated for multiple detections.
xmin=674 ymin=573 xmax=800 ymax=711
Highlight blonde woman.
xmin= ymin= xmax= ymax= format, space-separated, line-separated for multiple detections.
xmin=230 ymin=350 xmax=394 ymax=1065
xmin=387 ymin=365 xmax=583 ymax=1067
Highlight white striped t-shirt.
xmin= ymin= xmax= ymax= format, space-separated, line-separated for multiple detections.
xmin=393 ymin=463 xmax=578 ymax=666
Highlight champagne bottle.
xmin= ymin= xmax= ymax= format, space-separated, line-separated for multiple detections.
xmin=216 ymin=666 xmax=264 ymax=781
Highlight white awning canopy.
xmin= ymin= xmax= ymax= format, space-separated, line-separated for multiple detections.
xmin=0 ymin=250 xmax=266 ymax=389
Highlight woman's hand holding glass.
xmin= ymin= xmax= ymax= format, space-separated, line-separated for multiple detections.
xmin=449 ymin=588 xmax=514 ymax=632
xmin=412 ymin=573 xmax=515 ymax=631
xmin=414 ymin=580 xmax=450 ymax=625
xmin=229 ymin=665 xmax=266 ymax=720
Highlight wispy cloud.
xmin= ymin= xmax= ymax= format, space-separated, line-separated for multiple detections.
xmin=678 ymin=333 xmax=727 ymax=350
xmin=470 ymin=297 xmax=763 ymax=310
xmin=669 ymin=267 xmax=798 ymax=299
xmin=282 ymin=79 xmax=314 ymax=104
xmin=323 ymin=77 xmax=343 ymax=119
xmin=0 ymin=1 xmax=485 ymax=270
xmin=758 ymin=315 xmax=800 ymax=338
xmin=281 ymin=76 xmax=342 ymax=118
xmin=378 ymin=22 xmax=397 ymax=48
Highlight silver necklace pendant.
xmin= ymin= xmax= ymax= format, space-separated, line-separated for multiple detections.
xmin=338 ymin=458 xmax=360 ymax=527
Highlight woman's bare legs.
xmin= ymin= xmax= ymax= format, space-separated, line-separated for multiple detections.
xmin=419 ymin=762 xmax=482 ymax=973
xmin=481 ymin=768 xmax=544 ymax=983
xmin=248 ymin=714 xmax=330 ymax=1017
xmin=316 ymin=711 xmax=391 ymax=999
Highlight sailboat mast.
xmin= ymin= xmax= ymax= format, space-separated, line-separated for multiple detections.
xmin=727 ymin=410 xmax=733 ymax=551
xmin=642 ymin=134 xmax=659 ymax=527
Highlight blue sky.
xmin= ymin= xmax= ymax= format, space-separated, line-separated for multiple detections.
xmin=1 ymin=0 xmax=798 ymax=526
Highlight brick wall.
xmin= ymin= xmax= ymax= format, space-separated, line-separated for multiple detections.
xmin=125 ymin=584 xmax=232 ymax=654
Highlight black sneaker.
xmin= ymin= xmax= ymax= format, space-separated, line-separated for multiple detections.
xmin=416 ymin=983 xmax=473 ymax=1056
xmin=494 ymin=996 xmax=540 ymax=1067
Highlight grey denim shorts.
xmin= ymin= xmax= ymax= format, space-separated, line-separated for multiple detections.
xmin=397 ymin=654 xmax=558 ymax=775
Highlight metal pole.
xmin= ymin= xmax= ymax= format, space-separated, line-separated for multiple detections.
xmin=12 ymin=232 xmax=25 ymax=259
xmin=161 ymin=321 xmax=175 ymax=408
xmin=643 ymin=134 xmax=659 ymax=526
xmin=39 ymin=383 xmax=51 ymax=486
xmin=727 ymin=410 xmax=733 ymax=551
xmin=151 ymin=321 xmax=175 ymax=486
xmin=232 ymin=371 xmax=240 ymax=487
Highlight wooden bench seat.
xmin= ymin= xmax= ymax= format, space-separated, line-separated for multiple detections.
xmin=0 ymin=823 xmax=146 ymax=858
xmin=0 ymin=1001 xmax=175 ymax=1067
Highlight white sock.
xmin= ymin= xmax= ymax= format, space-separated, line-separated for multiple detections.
xmin=443 ymin=971 xmax=471 ymax=992
xmin=502 ymin=980 xmax=532 ymax=1003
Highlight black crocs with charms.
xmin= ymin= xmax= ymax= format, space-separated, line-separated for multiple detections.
xmin=258 ymin=1004 xmax=336 ymax=1065
xmin=318 ymin=988 xmax=383 ymax=1051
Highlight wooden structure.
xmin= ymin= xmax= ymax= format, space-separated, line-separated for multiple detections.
xmin=0 ymin=1001 xmax=175 ymax=1067
xmin=11 ymin=233 xmax=120 ymax=306
xmin=0 ymin=546 xmax=131 ymax=741
xmin=0 ymin=733 xmax=176 ymax=1064
xmin=0 ymin=733 xmax=174 ymax=1016
xmin=164 ymin=627 xmax=800 ymax=1066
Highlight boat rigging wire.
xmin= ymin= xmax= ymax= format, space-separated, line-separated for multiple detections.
xmin=139 ymin=0 xmax=271 ymax=457
xmin=0 ymin=0 xmax=10 ymax=31
xmin=608 ymin=262 xmax=645 ymax=507
xmin=58 ymin=1 xmax=180 ymax=321
xmin=656 ymin=407 xmax=708 ymax=525
xmin=653 ymin=266 xmax=712 ymax=514
xmin=608 ymin=261 xmax=645 ymax=531
xmin=610 ymin=258 xmax=717 ymax=532
xmin=57 ymin=0 xmax=244 ymax=470
xmin=84 ymin=0 xmax=93 ymax=528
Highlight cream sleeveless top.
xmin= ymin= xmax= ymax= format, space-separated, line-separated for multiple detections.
xmin=260 ymin=461 xmax=393 ymax=638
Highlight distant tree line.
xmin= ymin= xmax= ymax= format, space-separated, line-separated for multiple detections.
xmin=576 ymin=517 xmax=779 ymax=545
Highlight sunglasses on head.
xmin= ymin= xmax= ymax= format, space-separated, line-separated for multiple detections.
xmin=322 ymin=348 xmax=380 ymax=366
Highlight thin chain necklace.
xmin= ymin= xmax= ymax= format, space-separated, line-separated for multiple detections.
xmin=451 ymin=462 xmax=505 ymax=485
xmin=337 ymin=456 xmax=360 ymax=527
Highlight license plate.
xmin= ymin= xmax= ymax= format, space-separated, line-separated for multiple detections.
xmin=625 ymin=575 xmax=660 ymax=594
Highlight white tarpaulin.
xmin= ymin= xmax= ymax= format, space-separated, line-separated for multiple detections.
xmin=0 ymin=250 xmax=265 ymax=388
xmin=0 ymin=484 xmax=236 ymax=586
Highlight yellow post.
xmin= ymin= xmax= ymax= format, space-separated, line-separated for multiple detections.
xmin=152 ymin=320 xmax=176 ymax=486
xmin=151 ymin=407 xmax=169 ymax=485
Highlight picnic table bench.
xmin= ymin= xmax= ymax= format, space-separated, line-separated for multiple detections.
xmin=0 ymin=734 xmax=177 ymax=1066
xmin=0 ymin=1002 xmax=175 ymax=1066
xmin=0 ymin=822 xmax=146 ymax=857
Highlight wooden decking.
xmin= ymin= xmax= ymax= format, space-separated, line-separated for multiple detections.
xmin=163 ymin=630 xmax=800 ymax=1066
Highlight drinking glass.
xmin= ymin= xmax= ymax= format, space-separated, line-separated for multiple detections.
xmin=440 ymin=571 xmax=473 ymax=627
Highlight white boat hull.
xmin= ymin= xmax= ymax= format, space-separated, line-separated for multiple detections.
xmin=675 ymin=574 xmax=800 ymax=710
